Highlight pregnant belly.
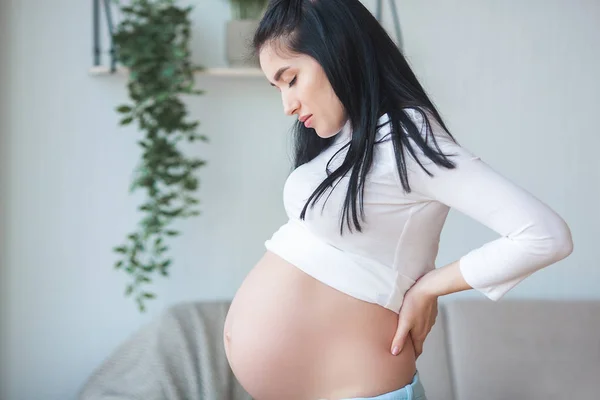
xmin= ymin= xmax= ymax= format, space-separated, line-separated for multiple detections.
xmin=223 ymin=251 xmax=417 ymax=400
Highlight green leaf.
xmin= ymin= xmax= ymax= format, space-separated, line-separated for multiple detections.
xmin=190 ymin=160 xmax=206 ymax=169
xmin=183 ymin=178 xmax=198 ymax=191
xmin=117 ymin=105 xmax=132 ymax=113
xmin=142 ymin=264 xmax=155 ymax=272
xmin=139 ymin=204 xmax=152 ymax=212
xmin=120 ymin=116 xmax=134 ymax=126
xmin=114 ymin=246 xmax=128 ymax=253
xmin=125 ymin=284 xmax=134 ymax=297
xmin=183 ymin=198 xmax=199 ymax=206
xmin=114 ymin=260 xmax=124 ymax=269
xmin=143 ymin=292 xmax=156 ymax=299
xmin=136 ymin=297 xmax=146 ymax=313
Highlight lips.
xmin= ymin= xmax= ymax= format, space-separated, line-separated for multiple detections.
xmin=300 ymin=114 xmax=313 ymax=128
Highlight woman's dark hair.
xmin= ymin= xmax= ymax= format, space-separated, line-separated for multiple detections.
xmin=253 ymin=0 xmax=459 ymax=234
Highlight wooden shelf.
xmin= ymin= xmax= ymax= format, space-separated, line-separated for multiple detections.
xmin=89 ymin=66 xmax=264 ymax=77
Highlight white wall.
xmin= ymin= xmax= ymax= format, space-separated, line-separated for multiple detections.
xmin=1 ymin=0 xmax=598 ymax=399
xmin=396 ymin=0 xmax=600 ymax=301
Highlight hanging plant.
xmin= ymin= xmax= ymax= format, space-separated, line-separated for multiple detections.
xmin=111 ymin=0 xmax=207 ymax=312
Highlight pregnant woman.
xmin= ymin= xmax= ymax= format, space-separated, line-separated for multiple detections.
xmin=223 ymin=1 xmax=574 ymax=399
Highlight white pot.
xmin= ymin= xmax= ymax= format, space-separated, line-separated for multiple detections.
xmin=226 ymin=20 xmax=260 ymax=68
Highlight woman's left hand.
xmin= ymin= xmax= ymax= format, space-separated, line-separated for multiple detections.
xmin=390 ymin=274 xmax=439 ymax=359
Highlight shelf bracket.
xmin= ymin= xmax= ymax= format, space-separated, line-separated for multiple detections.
xmin=92 ymin=0 xmax=117 ymax=72
xmin=375 ymin=0 xmax=404 ymax=50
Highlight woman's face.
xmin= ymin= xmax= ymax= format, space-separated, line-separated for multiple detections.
xmin=259 ymin=44 xmax=347 ymax=139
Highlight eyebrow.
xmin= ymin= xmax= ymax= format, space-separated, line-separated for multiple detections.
xmin=270 ymin=66 xmax=291 ymax=86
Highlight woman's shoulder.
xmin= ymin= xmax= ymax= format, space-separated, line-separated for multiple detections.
xmin=376 ymin=107 xmax=442 ymax=145
xmin=378 ymin=107 xmax=475 ymax=173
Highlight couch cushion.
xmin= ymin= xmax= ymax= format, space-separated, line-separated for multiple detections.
xmin=444 ymin=300 xmax=600 ymax=400
xmin=416 ymin=305 xmax=455 ymax=400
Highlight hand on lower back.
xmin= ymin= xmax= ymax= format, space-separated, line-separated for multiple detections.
xmin=390 ymin=275 xmax=439 ymax=359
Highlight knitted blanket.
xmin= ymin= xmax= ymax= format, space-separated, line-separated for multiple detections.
xmin=79 ymin=301 xmax=252 ymax=400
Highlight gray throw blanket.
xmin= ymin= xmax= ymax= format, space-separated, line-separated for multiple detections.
xmin=79 ymin=301 xmax=252 ymax=400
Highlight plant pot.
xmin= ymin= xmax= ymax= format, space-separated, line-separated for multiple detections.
xmin=226 ymin=19 xmax=260 ymax=68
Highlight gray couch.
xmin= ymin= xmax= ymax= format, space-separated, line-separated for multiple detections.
xmin=79 ymin=299 xmax=600 ymax=400
xmin=416 ymin=299 xmax=600 ymax=400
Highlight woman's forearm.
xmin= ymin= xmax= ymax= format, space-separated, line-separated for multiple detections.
xmin=418 ymin=260 xmax=472 ymax=298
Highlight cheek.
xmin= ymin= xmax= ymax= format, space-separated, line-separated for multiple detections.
xmin=307 ymin=82 xmax=337 ymax=112
xmin=301 ymin=70 xmax=327 ymax=106
xmin=298 ymin=76 xmax=318 ymax=107
xmin=303 ymin=71 xmax=344 ymax=126
xmin=314 ymin=74 xmax=341 ymax=110
xmin=326 ymin=87 xmax=340 ymax=107
xmin=321 ymin=84 xmax=344 ymax=122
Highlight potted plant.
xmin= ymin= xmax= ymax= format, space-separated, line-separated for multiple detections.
xmin=111 ymin=0 xmax=208 ymax=312
xmin=224 ymin=0 xmax=269 ymax=67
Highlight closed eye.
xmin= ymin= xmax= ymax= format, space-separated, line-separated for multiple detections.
xmin=289 ymin=76 xmax=297 ymax=87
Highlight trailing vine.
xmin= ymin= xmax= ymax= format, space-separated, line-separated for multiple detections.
xmin=111 ymin=0 xmax=207 ymax=312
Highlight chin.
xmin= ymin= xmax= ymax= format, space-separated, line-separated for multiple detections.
xmin=314 ymin=127 xmax=338 ymax=139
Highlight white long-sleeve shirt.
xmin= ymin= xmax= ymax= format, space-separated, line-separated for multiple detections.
xmin=265 ymin=108 xmax=573 ymax=313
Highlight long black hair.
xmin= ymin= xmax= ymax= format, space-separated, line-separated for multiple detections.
xmin=253 ymin=0 xmax=459 ymax=234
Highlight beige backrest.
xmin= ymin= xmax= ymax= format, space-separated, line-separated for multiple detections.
xmin=442 ymin=300 xmax=600 ymax=400
xmin=416 ymin=306 xmax=456 ymax=400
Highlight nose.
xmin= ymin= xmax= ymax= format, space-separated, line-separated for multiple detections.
xmin=282 ymin=91 xmax=299 ymax=116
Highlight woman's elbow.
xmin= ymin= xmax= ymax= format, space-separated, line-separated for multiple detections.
xmin=546 ymin=217 xmax=574 ymax=262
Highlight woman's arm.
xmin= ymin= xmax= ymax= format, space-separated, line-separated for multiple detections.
xmin=417 ymin=260 xmax=471 ymax=297
xmin=398 ymin=108 xmax=574 ymax=299
xmin=389 ymin=108 xmax=574 ymax=357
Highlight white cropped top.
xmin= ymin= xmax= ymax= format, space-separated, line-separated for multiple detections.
xmin=264 ymin=108 xmax=573 ymax=313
